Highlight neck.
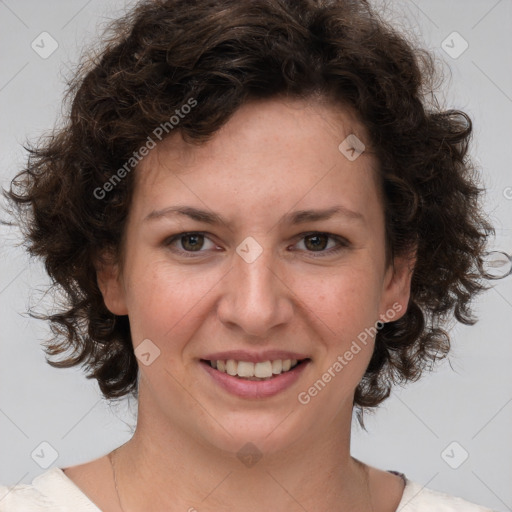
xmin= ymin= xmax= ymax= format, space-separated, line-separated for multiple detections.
xmin=112 ymin=387 xmax=372 ymax=512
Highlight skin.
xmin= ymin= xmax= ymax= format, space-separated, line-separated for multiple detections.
xmin=63 ymin=97 xmax=414 ymax=512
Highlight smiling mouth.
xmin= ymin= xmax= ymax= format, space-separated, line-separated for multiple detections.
xmin=200 ymin=358 xmax=310 ymax=381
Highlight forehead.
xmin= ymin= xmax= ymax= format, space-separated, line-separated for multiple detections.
xmin=131 ymin=97 xmax=381 ymax=225
xmin=146 ymin=97 xmax=369 ymax=160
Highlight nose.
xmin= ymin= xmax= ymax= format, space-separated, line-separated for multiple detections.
xmin=216 ymin=244 xmax=294 ymax=339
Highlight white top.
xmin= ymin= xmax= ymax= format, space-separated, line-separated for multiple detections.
xmin=0 ymin=467 xmax=495 ymax=511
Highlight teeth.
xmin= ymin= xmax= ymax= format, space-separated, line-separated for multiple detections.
xmin=208 ymin=358 xmax=301 ymax=379
xmin=226 ymin=359 xmax=237 ymax=376
xmin=255 ymin=361 xmax=273 ymax=378
xmin=272 ymin=360 xmax=282 ymax=374
xmin=237 ymin=361 xmax=256 ymax=378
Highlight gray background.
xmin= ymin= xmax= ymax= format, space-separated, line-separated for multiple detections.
xmin=0 ymin=0 xmax=511 ymax=510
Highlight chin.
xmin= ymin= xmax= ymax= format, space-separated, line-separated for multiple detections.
xmin=194 ymin=409 xmax=310 ymax=460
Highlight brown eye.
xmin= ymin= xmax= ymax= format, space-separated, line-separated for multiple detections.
xmin=293 ymin=232 xmax=349 ymax=257
xmin=303 ymin=234 xmax=329 ymax=251
xmin=180 ymin=233 xmax=205 ymax=251
xmin=164 ymin=232 xmax=217 ymax=256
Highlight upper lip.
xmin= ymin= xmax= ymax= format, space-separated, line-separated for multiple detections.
xmin=201 ymin=350 xmax=311 ymax=363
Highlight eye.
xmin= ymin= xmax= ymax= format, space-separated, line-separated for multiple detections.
xmin=292 ymin=232 xmax=349 ymax=256
xmin=164 ymin=232 xmax=218 ymax=256
xmin=164 ymin=231 xmax=349 ymax=258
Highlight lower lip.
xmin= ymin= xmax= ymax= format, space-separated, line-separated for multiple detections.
xmin=200 ymin=360 xmax=310 ymax=399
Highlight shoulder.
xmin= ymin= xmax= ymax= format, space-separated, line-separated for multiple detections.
xmin=0 ymin=481 xmax=52 ymax=512
xmin=0 ymin=467 xmax=101 ymax=512
xmin=399 ymin=479 xmax=496 ymax=511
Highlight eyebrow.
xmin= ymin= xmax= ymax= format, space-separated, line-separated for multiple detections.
xmin=144 ymin=205 xmax=364 ymax=226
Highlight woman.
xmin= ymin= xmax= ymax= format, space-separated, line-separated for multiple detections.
xmin=0 ymin=0 xmax=497 ymax=510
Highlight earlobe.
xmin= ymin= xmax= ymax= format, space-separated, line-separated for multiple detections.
xmin=94 ymin=254 xmax=128 ymax=316
xmin=380 ymin=248 xmax=416 ymax=322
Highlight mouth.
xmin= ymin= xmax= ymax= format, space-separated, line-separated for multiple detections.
xmin=199 ymin=350 xmax=312 ymax=398
xmin=200 ymin=358 xmax=310 ymax=381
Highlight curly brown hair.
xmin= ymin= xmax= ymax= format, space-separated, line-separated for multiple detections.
xmin=3 ymin=0 xmax=494 ymax=425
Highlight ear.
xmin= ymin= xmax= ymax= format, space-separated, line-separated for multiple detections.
xmin=379 ymin=246 xmax=416 ymax=322
xmin=94 ymin=251 xmax=128 ymax=316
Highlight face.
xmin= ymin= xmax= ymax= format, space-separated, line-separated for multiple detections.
xmin=97 ymin=97 xmax=413 ymax=456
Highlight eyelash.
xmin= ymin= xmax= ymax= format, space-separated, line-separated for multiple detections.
xmin=163 ymin=231 xmax=350 ymax=258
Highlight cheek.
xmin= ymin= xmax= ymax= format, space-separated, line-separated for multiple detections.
xmin=301 ymin=267 xmax=383 ymax=339
xmin=123 ymin=258 xmax=216 ymax=346
xmin=298 ymin=268 xmax=383 ymax=387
